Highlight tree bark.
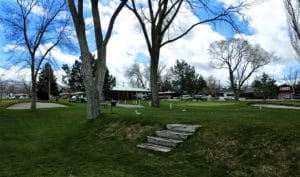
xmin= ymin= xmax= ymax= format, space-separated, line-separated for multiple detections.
xmin=150 ymin=49 xmax=160 ymax=107
xmin=81 ymin=53 xmax=100 ymax=120
xmin=228 ymin=69 xmax=239 ymax=101
xmin=234 ymin=89 xmax=239 ymax=101
xmin=95 ymin=47 xmax=107 ymax=103
xmin=31 ymin=76 xmax=37 ymax=111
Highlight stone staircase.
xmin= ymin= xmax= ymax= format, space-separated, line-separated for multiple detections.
xmin=137 ymin=124 xmax=201 ymax=153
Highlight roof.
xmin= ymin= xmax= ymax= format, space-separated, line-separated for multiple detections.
xmin=112 ymin=87 xmax=150 ymax=92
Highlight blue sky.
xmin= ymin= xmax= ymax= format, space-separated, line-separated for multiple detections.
xmin=0 ymin=0 xmax=299 ymax=87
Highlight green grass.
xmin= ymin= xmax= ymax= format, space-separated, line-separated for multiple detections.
xmin=0 ymin=100 xmax=299 ymax=177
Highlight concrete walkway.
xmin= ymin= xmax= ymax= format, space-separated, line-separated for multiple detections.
xmin=252 ymin=104 xmax=300 ymax=110
xmin=7 ymin=102 xmax=67 ymax=110
xmin=116 ymin=103 xmax=144 ymax=108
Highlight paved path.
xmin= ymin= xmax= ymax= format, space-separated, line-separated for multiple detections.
xmin=116 ymin=104 xmax=144 ymax=108
xmin=252 ymin=104 xmax=300 ymax=110
xmin=7 ymin=102 xmax=67 ymax=110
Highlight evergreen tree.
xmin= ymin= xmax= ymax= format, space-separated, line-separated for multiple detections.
xmin=37 ymin=63 xmax=59 ymax=100
xmin=62 ymin=60 xmax=85 ymax=92
xmin=195 ymin=75 xmax=207 ymax=93
xmin=253 ymin=73 xmax=278 ymax=100
xmin=160 ymin=79 xmax=173 ymax=92
xmin=295 ymin=81 xmax=300 ymax=94
xmin=103 ymin=69 xmax=116 ymax=93
xmin=171 ymin=60 xmax=202 ymax=94
xmin=62 ymin=60 xmax=116 ymax=95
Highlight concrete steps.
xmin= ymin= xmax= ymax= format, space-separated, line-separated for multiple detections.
xmin=137 ymin=124 xmax=201 ymax=153
xmin=137 ymin=143 xmax=172 ymax=153
xmin=147 ymin=136 xmax=183 ymax=147
xmin=166 ymin=124 xmax=201 ymax=133
xmin=156 ymin=130 xmax=193 ymax=140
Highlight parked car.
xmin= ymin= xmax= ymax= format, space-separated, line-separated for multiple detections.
xmin=224 ymin=96 xmax=234 ymax=100
xmin=181 ymin=95 xmax=193 ymax=100
xmin=69 ymin=95 xmax=87 ymax=102
xmin=194 ymin=95 xmax=207 ymax=101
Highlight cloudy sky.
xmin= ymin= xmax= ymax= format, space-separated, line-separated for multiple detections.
xmin=0 ymin=0 xmax=299 ymax=88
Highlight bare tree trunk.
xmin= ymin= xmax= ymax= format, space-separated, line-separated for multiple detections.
xmin=234 ymin=90 xmax=240 ymax=101
xmin=31 ymin=74 xmax=37 ymax=111
xmin=228 ymin=70 xmax=239 ymax=100
xmin=86 ymin=89 xmax=99 ymax=120
xmin=81 ymin=53 xmax=100 ymax=120
xmin=150 ymin=50 xmax=160 ymax=107
xmin=96 ymin=47 xmax=106 ymax=103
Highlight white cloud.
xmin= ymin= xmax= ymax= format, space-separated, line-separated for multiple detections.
xmin=101 ymin=2 xmax=228 ymax=87
xmin=37 ymin=43 xmax=77 ymax=65
xmin=0 ymin=67 xmax=67 ymax=86
xmin=0 ymin=66 xmax=31 ymax=82
xmin=2 ymin=0 xmax=299 ymax=88
xmin=31 ymin=4 xmax=47 ymax=17
xmin=105 ymin=8 xmax=148 ymax=87
xmin=48 ymin=47 xmax=77 ymax=65
xmin=3 ymin=44 xmax=25 ymax=52
xmin=232 ymin=0 xmax=299 ymax=81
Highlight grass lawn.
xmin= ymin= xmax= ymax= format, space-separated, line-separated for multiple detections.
xmin=0 ymin=100 xmax=299 ymax=177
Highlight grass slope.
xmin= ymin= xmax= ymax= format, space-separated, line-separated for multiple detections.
xmin=0 ymin=100 xmax=299 ymax=177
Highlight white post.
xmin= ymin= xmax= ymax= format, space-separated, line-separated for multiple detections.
xmin=169 ymin=103 xmax=172 ymax=110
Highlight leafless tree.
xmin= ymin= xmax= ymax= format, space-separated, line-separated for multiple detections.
xmin=284 ymin=0 xmax=300 ymax=59
xmin=209 ymin=38 xmax=274 ymax=100
xmin=126 ymin=63 xmax=147 ymax=88
xmin=126 ymin=61 xmax=166 ymax=89
xmin=68 ymin=0 xmax=128 ymax=120
xmin=206 ymin=75 xmax=218 ymax=97
xmin=127 ymin=0 xmax=251 ymax=107
xmin=0 ymin=0 xmax=72 ymax=110
xmin=283 ymin=66 xmax=300 ymax=86
xmin=20 ymin=78 xmax=32 ymax=96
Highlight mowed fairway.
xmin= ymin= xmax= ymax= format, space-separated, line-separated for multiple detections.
xmin=0 ymin=100 xmax=299 ymax=177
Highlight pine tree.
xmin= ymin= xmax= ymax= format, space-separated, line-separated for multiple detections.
xmin=62 ymin=60 xmax=116 ymax=97
xmin=253 ymin=73 xmax=278 ymax=100
xmin=37 ymin=63 xmax=59 ymax=100
xmin=171 ymin=60 xmax=202 ymax=94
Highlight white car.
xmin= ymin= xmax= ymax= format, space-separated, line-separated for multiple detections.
xmin=181 ymin=95 xmax=193 ymax=100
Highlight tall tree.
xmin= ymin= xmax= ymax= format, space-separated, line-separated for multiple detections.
xmin=160 ymin=68 xmax=174 ymax=92
xmin=68 ymin=0 xmax=128 ymax=120
xmin=171 ymin=59 xmax=200 ymax=94
xmin=37 ymin=63 xmax=59 ymax=100
xmin=283 ymin=66 xmax=300 ymax=86
xmin=284 ymin=0 xmax=300 ymax=59
xmin=127 ymin=0 xmax=250 ymax=107
xmin=206 ymin=75 xmax=218 ymax=97
xmin=20 ymin=78 xmax=31 ymax=96
xmin=253 ymin=73 xmax=278 ymax=100
xmin=196 ymin=75 xmax=207 ymax=94
xmin=209 ymin=38 xmax=274 ymax=100
xmin=62 ymin=60 xmax=116 ymax=98
xmin=126 ymin=63 xmax=147 ymax=88
xmin=0 ymin=0 xmax=71 ymax=111
xmin=103 ymin=69 xmax=116 ymax=94
xmin=62 ymin=60 xmax=85 ymax=92
xmin=160 ymin=79 xmax=173 ymax=92
xmin=295 ymin=81 xmax=300 ymax=94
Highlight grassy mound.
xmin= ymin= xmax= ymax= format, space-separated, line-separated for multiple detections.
xmin=0 ymin=100 xmax=299 ymax=176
